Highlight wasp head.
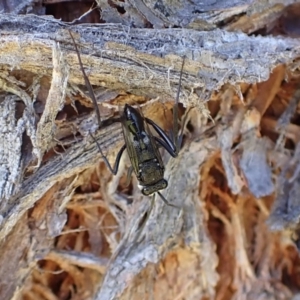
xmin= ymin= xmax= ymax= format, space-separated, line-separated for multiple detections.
xmin=141 ymin=179 xmax=168 ymax=196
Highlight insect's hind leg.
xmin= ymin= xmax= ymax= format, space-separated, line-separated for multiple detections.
xmin=90 ymin=132 xmax=126 ymax=175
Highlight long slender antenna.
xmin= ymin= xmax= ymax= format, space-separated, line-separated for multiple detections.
xmin=68 ymin=30 xmax=102 ymax=129
xmin=173 ymin=57 xmax=185 ymax=155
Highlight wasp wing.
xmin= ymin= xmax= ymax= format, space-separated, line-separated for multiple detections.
xmin=137 ymin=107 xmax=165 ymax=170
xmin=120 ymin=115 xmax=141 ymax=176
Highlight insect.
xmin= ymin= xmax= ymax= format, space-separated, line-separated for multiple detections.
xmin=69 ymin=30 xmax=186 ymax=207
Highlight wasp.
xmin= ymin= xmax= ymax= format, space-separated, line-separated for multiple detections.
xmin=69 ymin=30 xmax=186 ymax=207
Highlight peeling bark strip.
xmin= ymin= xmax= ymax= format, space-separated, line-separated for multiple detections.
xmin=98 ymin=0 xmax=292 ymax=30
xmin=0 ymin=122 xmax=123 ymax=243
xmin=0 ymin=14 xmax=300 ymax=102
xmin=0 ymin=96 xmax=23 ymax=205
xmin=35 ymin=42 xmax=69 ymax=166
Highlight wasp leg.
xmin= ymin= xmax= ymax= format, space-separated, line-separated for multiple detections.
xmin=154 ymin=136 xmax=177 ymax=158
xmin=149 ymin=104 xmax=191 ymax=156
xmin=146 ymin=118 xmax=176 ymax=153
xmin=145 ymin=58 xmax=186 ymax=156
xmin=157 ymin=191 xmax=181 ymax=209
xmin=125 ymin=166 xmax=134 ymax=187
xmin=90 ymin=132 xmax=126 ymax=175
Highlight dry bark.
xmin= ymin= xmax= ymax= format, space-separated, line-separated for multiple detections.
xmin=1 ymin=2 xmax=300 ymax=300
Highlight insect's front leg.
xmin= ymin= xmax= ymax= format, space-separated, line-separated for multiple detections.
xmin=146 ymin=118 xmax=177 ymax=154
xmin=154 ymin=136 xmax=177 ymax=158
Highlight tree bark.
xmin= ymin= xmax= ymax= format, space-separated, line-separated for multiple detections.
xmin=1 ymin=2 xmax=300 ymax=300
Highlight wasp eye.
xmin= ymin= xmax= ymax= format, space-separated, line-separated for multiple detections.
xmin=142 ymin=187 xmax=152 ymax=196
xmin=161 ymin=179 xmax=168 ymax=189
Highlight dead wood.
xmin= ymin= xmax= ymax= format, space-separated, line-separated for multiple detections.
xmin=1 ymin=14 xmax=299 ymax=101
xmin=1 ymin=3 xmax=300 ymax=300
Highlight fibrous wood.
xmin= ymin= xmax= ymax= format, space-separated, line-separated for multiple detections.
xmin=1 ymin=4 xmax=300 ymax=300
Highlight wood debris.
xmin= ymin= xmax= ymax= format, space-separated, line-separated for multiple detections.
xmin=1 ymin=2 xmax=300 ymax=300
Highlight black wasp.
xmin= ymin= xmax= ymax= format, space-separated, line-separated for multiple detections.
xmin=69 ymin=31 xmax=186 ymax=207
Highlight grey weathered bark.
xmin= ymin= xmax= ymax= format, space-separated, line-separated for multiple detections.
xmin=0 ymin=4 xmax=300 ymax=299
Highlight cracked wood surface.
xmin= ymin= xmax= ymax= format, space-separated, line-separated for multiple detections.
xmin=1 ymin=9 xmax=300 ymax=300
xmin=0 ymin=13 xmax=299 ymax=244
xmin=0 ymin=14 xmax=300 ymax=102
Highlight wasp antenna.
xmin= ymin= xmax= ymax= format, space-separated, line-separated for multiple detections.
xmin=173 ymin=57 xmax=185 ymax=154
xmin=69 ymin=30 xmax=102 ymax=129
